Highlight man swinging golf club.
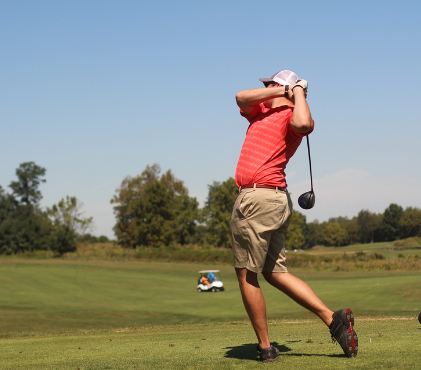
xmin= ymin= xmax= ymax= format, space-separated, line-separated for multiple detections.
xmin=230 ymin=70 xmax=358 ymax=362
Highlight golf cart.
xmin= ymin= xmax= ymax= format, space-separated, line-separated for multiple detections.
xmin=197 ymin=270 xmax=224 ymax=292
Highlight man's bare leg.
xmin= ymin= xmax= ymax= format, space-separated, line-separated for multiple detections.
xmin=262 ymin=271 xmax=333 ymax=326
xmin=235 ymin=268 xmax=271 ymax=349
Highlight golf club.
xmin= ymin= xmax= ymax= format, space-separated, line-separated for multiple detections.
xmin=298 ymin=135 xmax=315 ymax=209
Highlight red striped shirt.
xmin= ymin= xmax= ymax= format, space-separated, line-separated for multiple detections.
xmin=235 ymin=103 xmax=310 ymax=188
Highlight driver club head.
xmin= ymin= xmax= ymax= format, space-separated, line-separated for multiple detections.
xmin=298 ymin=191 xmax=315 ymax=210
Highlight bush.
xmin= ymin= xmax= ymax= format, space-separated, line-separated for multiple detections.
xmin=134 ymin=245 xmax=232 ymax=263
xmin=394 ymin=237 xmax=421 ymax=248
xmin=50 ymin=224 xmax=77 ymax=256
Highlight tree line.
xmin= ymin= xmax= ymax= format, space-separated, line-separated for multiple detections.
xmin=0 ymin=162 xmax=99 ymax=255
xmin=111 ymin=164 xmax=421 ymax=249
xmin=1 ymin=162 xmax=420 ymax=255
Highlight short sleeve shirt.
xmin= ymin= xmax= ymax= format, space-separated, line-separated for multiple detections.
xmin=235 ymin=103 xmax=311 ymax=188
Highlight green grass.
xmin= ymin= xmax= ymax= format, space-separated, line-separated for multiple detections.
xmin=1 ymin=318 xmax=420 ymax=369
xmin=14 ymin=241 xmax=421 ymax=270
xmin=0 ymin=259 xmax=243 ymax=334
xmin=1 ymin=259 xmax=420 ymax=335
xmin=307 ymin=241 xmax=421 ymax=258
xmin=1 ymin=257 xmax=421 ymax=369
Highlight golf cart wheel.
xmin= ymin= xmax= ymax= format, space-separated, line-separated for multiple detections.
xmin=211 ymin=287 xmax=216 ymax=292
xmin=197 ymin=288 xmax=202 ymax=293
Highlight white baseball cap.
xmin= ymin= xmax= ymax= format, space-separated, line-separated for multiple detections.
xmin=259 ymin=70 xmax=299 ymax=85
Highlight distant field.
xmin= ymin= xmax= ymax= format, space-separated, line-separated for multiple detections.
xmin=306 ymin=241 xmax=421 ymax=259
xmin=0 ymin=259 xmax=420 ymax=335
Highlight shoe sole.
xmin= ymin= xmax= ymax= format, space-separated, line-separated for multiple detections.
xmin=258 ymin=345 xmax=279 ymax=362
xmin=344 ymin=308 xmax=358 ymax=357
xmin=262 ymin=358 xmax=278 ymax=363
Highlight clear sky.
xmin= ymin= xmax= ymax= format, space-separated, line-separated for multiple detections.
xmin=1 ymin=0 xmax=421 ymax=239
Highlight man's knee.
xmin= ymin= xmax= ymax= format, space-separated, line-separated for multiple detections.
xmin=236 ymin=268 xmax=259 ymax=287
xmin=262 ymin=271 xmax=274 ymax=281
xmin=262 ymin=271 xmax=289 ymax=287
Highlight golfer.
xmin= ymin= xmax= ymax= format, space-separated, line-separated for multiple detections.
xmin=230 ymin=70 xmax=358 ymax=362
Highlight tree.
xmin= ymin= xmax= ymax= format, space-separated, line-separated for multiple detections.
xmin=159 ymin=170 xmax=199 ymax=245
xmin=380 ymin=203 xmax=404 ymax=241
xmin=9 ymin=162 xmax=46 ymax=205
xmin=322 ymin=222 xmax=349 ymax=246
xmin=304 ymin=220 xmax=323 ymax=248
xmin=0 ymin=205 xmax=53 ymax=254
xmin=79 ymin=234 xmax=110 ymax=243
xmin=0 ymin=186 xmax=16 ymax=224
xmin=47 ymin=196 xmax=93 ymax=255
xmin=326 ymin=216 xmax=356 ymax=246
xmin=111 ymin=164 xmax=199 ymax=248
xmin=48 ymin=196 xmax=93 ymax=237
xmin=111 ymin=165 xmax=157 ymax=248
xmin=0 ymin=162 xmax=93 ymax=256
xmin=0 ymin=163 xmax=53 ymax=254
xmin=343 ymin=217 xmax=359 ymax=245
xmin=399 ymin=207 xmax=421 ymax=238
xmin=202 ymin=178 xmax=238 ymax=248
xmin=357 ymin=210 xmax=382 ymax=243
xmin=0 ymin=187 xmax=19 ymax=254
xmin=50 ymin=224 xmax=77 ymax=256
xmin=286 ymin=210 xmax=306 ymax=249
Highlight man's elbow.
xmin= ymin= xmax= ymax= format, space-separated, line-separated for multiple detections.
xmin=235 ymin=91 xmax=246 ymax=107
xmin=292 ymin=119 xmax=314 ymax=134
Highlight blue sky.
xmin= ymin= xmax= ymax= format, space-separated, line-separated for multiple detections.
xmin=1 ymin=1 xmax=420 ymax=238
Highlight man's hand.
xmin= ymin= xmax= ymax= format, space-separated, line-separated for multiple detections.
xmin=290 ymin=79 xmax=313 ymax=134
xmin=292 ymin=79 xmax=308 ymax=93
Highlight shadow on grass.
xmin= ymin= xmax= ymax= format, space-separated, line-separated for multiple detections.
xmin=284 ymin=353 xmax=344 ymax=358
xmin=223 ymin=342 xmax=290 ymax=361
xmin=224 ymin=342 xmax=344 ymax=361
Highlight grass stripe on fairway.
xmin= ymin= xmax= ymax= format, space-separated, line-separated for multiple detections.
xmin=1 ymin=318 xmax=421 ymax=369
xmin=1 ymin=259 xmax=421 ymax=334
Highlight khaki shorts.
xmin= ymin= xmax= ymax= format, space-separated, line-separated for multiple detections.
xmin=230 ymin=188 xmax=292 ymax=273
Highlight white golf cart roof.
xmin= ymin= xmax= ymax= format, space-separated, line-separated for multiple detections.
xmin=198 ymin=270 xmax=220 ymax=273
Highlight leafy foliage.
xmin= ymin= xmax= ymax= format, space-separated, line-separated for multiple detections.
xmin=111 ymin=164 xmax=199 ymax=248
xmin=399 ymin=207 xmax=421 ymax=238
xmin=201 ymin=178 xmax=238 ymax=248
xmin=0 ymin=163 xmax=91 ymax=256
xmin=9 ymin=162 xmax=46 ymax=205
xmin=110 ymin=165 xmax=421 ymax=250
xmin=300 ymin=204 xmax=421 ymax=248
xmin=79 ymin=233 xmax=111 ymax=243
xmin=321 ymin=222 xmax=349 ymax=246
xmin=357 ymin=209 xmax=382 ymax=243
xmin=50 ymin=224 xmax=77 ymax=255
xmin=380 ymin=203 xmax=404 ymax=241
xmin=286 ymin=210 xmax=306 ymax=249
xmin=2 ymin=161 xmax=420 ymax=255
xmin=48 ymin=196 xmax=93 ymax=237
xmin=0 ymin=203 xmax=53 ymax=255
xmin=0 ymin=164 xmax=52 ymax=255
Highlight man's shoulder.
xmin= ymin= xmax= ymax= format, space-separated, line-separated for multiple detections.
xmin=240 ymin=103 xmax=264 ymax=119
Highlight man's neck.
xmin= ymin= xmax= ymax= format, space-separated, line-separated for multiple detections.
xmin=264 ymin=97 xmax=292 ymax=108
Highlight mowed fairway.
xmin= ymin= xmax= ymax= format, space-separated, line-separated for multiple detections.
xmin=1 ymin=259 xmax=421 ymax=369
xmin=0 ymin=259 xmax=246 ymax=333
xmin=1 ymin=318 xmax=421 ymax=369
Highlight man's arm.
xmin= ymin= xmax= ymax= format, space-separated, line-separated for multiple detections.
xmin=235 ymin=86 xmax=288 ymax=115
xmin=290 ymin=86 xmax=314 ymax=134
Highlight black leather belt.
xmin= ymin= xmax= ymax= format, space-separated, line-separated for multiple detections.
xmin=239 ymin=183 xmax=287 ymax=191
